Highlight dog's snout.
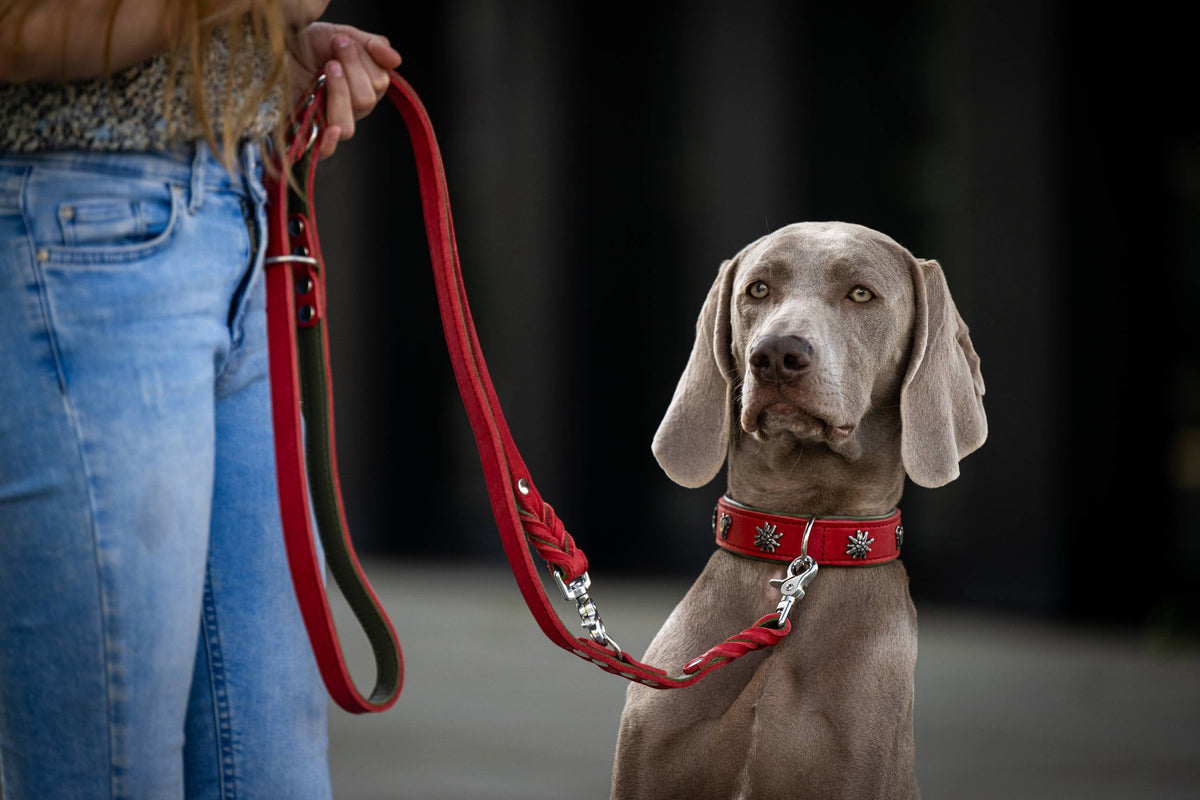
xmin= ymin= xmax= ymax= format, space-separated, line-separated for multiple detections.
xmin=749 ymin=335 xmax=814 ymax=384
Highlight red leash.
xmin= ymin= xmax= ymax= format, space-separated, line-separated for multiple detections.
xmin=263 ymin=75 xmax=402 ymax=713
xmin=264 ymin=71 xmax=795 ymax=713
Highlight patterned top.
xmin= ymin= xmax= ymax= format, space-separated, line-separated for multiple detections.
xmin=0 ymin=28 xmax=282 ymax=152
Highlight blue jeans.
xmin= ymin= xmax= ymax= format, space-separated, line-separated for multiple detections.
xmin=0 ymin=144 xmax=331 ymax=799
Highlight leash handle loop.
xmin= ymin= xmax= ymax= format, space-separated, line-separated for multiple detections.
xmin=265 ymin=76 xmax=403 ymax=714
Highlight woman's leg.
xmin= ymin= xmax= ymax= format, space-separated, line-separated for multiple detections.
xmin=182 ymin=146 xmax=332 ymax=800
xmin=0 ymin=148 xmax=246 ymax=798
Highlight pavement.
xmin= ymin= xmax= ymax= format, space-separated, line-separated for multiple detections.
xmin=326 ymin=560 xmax=1200 ymax=799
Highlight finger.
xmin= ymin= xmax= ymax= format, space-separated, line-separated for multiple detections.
xmin=333 ymin=26 xmax=402 ymax=70
xmin=318 ymin=124 xmax=342 ymax=161
xmin=360 ymin=36 xmax=398 ymax=97
xmin=331 ymin=34 xmax=379 ymax=119
xmin=304 ymin=24 xmax=397 ymax=73
xmin=364 ymin=35 xmax=402 ymax=70
xmin=293 ymin=22 xmax=338 ymax=67
xmin=322 ymin=59 xmax=355 ymax=142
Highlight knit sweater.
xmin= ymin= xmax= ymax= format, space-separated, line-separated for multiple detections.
xmin=0 ymin=28 xmax=281 ymax=152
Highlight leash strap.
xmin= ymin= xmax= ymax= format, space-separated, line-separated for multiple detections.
xmin=265 ymin=72 xmax=793 ymax=713
xmin=264 ymin=77 xmax=402 ymax=714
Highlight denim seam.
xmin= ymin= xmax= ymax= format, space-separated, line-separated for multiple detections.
xmin=213 ymin=210 xmax=256 ymax=389
xmin=19 ymin=165 xmax=126 ymax=799
xmin=200 ymin=569 xmax=238 ymax=798
xmin=18 ymin=165 xmax=68 ymax=399
xmin=216 ymin=149 xmax=266 ymax=390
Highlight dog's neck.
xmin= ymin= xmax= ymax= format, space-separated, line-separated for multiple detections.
xmin=726 ymin=411 xmax=905 ymax=519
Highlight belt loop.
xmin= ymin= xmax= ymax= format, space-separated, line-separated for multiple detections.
xmin=189 ymin=141 xmax=208 ymax=213
xmin=240 ymin=140 xmax=256 ymax=177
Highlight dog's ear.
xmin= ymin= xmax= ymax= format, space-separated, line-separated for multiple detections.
xmin=900 ymin=258 xmax=987 ymax=488
xmin=652 ymin=257 xmax=739 ymax=487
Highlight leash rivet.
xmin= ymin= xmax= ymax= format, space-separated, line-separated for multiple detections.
xmin=296 ymin=276 xmax=314 ymax=295
xmin=292 ymin=244 xmax=310 ymax=257
xmin=288 ymin=217 xmax=305 ymax=237
xmin=517 ymin=478 xmax=530 ymax=495
xmin=298 ymin=305 xmax=316 ymax=324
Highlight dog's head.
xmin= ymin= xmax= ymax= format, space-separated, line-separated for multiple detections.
xmin=652 ymin=221 xmax=986 ymax=490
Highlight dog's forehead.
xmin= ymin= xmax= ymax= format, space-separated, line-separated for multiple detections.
xmin=739 ymin=222 xmax=909 ymax=283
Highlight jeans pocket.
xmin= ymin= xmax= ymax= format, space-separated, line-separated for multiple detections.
xmin=36 ymin=180 xmax=183 ymax=268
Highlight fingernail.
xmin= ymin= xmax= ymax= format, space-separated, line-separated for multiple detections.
xmin=327 ymin=60 xmax=343 ymax=77
xmin=334 ymin=34 xmax=350 ymax=49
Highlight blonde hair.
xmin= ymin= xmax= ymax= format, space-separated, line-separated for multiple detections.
xmin=174 ymin=0 xmax=291 ymax=170
xmin=1 ymin=0 xmax=293 ymax=171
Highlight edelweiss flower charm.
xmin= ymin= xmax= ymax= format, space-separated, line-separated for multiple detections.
xmin=754 ymin=521 xmax=783 ymax=553
xmin=846 ymin=530 xmax=874 ymax=559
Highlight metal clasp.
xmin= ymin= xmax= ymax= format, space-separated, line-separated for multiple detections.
xmin=551 ymin=567 xmax=623 ymax=660
xmin=769 ymin=555 xmax=819 ymax=626
xmin=291 ymin=73 xmax=327 ymax=156
xmin=766 ymin=515 xmax=819 ymax=626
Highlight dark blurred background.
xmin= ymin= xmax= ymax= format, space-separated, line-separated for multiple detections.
xmin=312 ymin=1 xmax=1198 ymax=635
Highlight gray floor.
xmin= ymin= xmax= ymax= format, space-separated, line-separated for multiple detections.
xmin=327 ymin=560 xmax=1200 ymax=799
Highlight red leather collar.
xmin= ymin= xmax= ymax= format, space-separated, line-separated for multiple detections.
xmin=713 ymin=495 xmax=903 ymax=566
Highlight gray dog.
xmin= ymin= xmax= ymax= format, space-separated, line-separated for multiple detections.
xmin=611 ymin=222 xmax=986 ymax=799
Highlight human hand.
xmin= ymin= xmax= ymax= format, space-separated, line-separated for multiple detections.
xmin=286 ymin=22 xmax=403 ymax=159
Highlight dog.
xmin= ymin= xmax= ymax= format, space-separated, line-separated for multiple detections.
xmin=610 ymin=221 xmax=986 ymax=799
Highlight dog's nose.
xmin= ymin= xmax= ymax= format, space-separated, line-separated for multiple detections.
xmin=749 ymin=335 xmax=814 ymax=384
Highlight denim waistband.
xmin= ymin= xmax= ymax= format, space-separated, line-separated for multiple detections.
xmin=0 ymin=141 xmax=265 ymax=202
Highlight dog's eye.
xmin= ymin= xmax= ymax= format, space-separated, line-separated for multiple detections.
xmin=747 ymin=281 xmax=769 ymax=299
xmin=848 ymin=286 xmax=875 ymax=303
